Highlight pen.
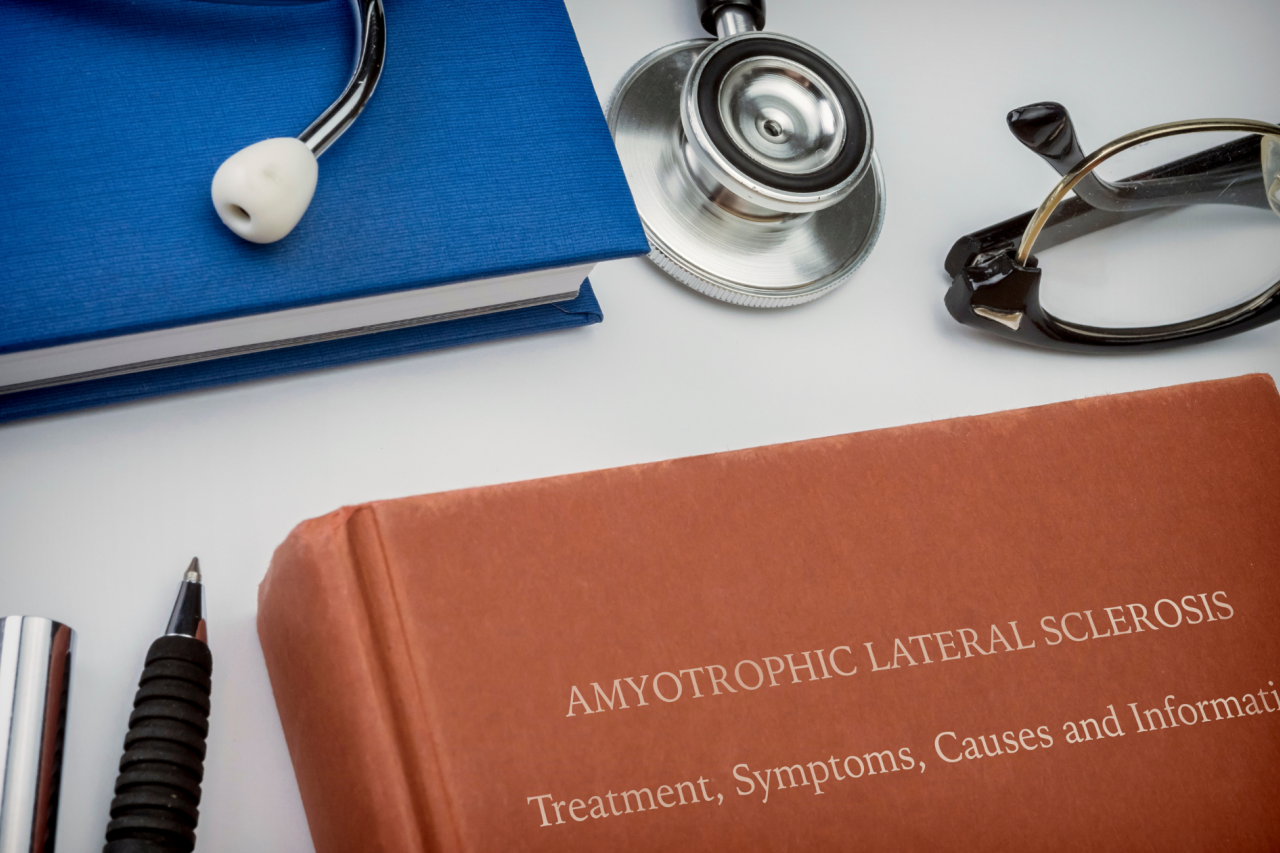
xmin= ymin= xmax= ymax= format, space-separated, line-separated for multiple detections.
xmin=103 ymin=559 xmax=211 ymax=853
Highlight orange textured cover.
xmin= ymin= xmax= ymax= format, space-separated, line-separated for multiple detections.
xmin=258 ymin=375 xmax=1280 ymax=852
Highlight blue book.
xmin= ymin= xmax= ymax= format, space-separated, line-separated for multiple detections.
xmin=0 ymin=0 xmax=647 ymax=423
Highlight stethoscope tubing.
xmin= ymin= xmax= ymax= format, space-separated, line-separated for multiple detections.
xmin=299 ymin=0 xmax=386 ymax=157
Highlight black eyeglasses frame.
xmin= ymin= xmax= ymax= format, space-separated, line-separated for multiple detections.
xmin=945 ymin=112 xmax=1280 ymax=351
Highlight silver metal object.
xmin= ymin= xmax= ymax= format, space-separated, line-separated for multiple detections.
xmin=166 ymin=558 xmax=208 ymax=643
xmin=298 ymin=0 xmax=387 ymax=157
xmin=717 ymin=56 xmax=845 ymax=177
xmin=608 ymin=39 xmax=885 ymax=307
xmin=714 ymin=6 xmax=757 ymax=38
xmin=191 ymin=0 xmax=387 ymax=155
xmin=682 ymin=34 xmax=872 ymax=214
xmin=0 ymin=617 xmax=75 ymax=853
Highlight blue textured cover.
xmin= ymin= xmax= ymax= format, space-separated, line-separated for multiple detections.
xmin=0 ymin=284 xmax=603 ymax=424
xmin=0 ymin=0 xmax=646 ymax=355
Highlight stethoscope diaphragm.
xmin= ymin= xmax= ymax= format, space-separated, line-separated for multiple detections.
xmin=608 ymin=15 xmax=884 ymax=307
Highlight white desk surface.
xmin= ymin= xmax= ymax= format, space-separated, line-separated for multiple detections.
xmin=2 ymin=0 xmax=1277 ymax=849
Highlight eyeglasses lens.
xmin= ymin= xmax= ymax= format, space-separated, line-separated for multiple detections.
xmin=1035 ymin=131 xmax=1280 ymax=330
xmin=1264 ymin=135 xmax=1280 ymax=217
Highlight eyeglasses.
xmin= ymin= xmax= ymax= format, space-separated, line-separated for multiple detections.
xmin=945 ymin=103 xmax=1280 ymax=350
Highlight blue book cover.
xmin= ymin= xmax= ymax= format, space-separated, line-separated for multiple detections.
xmin=0 ymin=0 xmax=647 ymax=421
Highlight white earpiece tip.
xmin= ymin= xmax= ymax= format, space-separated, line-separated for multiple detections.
xmin=211 ymin=138 xmax=318 ymax=244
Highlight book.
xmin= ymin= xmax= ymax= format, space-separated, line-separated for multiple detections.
xmin=0 ymin=0 xmax=647 ymax=422
xmin=257 ymin=375 xmax=1280 ymax=852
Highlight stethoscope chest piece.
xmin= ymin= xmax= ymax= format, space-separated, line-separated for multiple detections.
xmin=608 ymin=11 xmax=884 ymax=307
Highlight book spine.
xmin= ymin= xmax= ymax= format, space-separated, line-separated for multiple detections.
xmin=258 ymin=507 xmax=453 ymax=853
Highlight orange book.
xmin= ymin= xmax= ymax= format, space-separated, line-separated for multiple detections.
xmin=258 ymin=375 xmax=1280 ymax=852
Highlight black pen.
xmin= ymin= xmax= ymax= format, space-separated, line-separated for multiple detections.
xmin=103 ymin=559 xmax=212 ymax=853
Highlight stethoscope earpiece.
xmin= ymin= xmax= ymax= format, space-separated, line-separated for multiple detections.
xmin=204 ymin=0 xmax=385 ymax=244
xmin=212 ymin=138 xmax=318 ymax=244
xmin=609 ymin=0 xmax=884 ymax=306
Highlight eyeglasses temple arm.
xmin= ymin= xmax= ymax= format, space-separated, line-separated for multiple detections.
xmin=946 ymin=119 xmax=1275 ymax=276
xmin=1007 ymin=102 xmax=1268 ymax=213
xmin=944 ymin=198 xmax=1143 ymax=278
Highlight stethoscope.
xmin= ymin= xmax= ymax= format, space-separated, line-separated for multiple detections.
xmin=199 ymin=0 xmax=386 ymax=243
xmin=608 ymin=0 xmax=885 ymax=307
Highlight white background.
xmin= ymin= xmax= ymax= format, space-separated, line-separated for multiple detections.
xmin=1 ymin=0 xmax=1277 ymax=850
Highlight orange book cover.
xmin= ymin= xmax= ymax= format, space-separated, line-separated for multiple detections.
xmin=258 ymin=375 xmax=1280 ymax=852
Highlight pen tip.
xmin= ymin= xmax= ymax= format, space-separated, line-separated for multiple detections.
xmin=185 ymin=557 xmax=202 ymax=584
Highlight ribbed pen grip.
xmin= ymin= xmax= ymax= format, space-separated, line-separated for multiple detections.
xmin=103 ymin=636 xmax=212 ymax=853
